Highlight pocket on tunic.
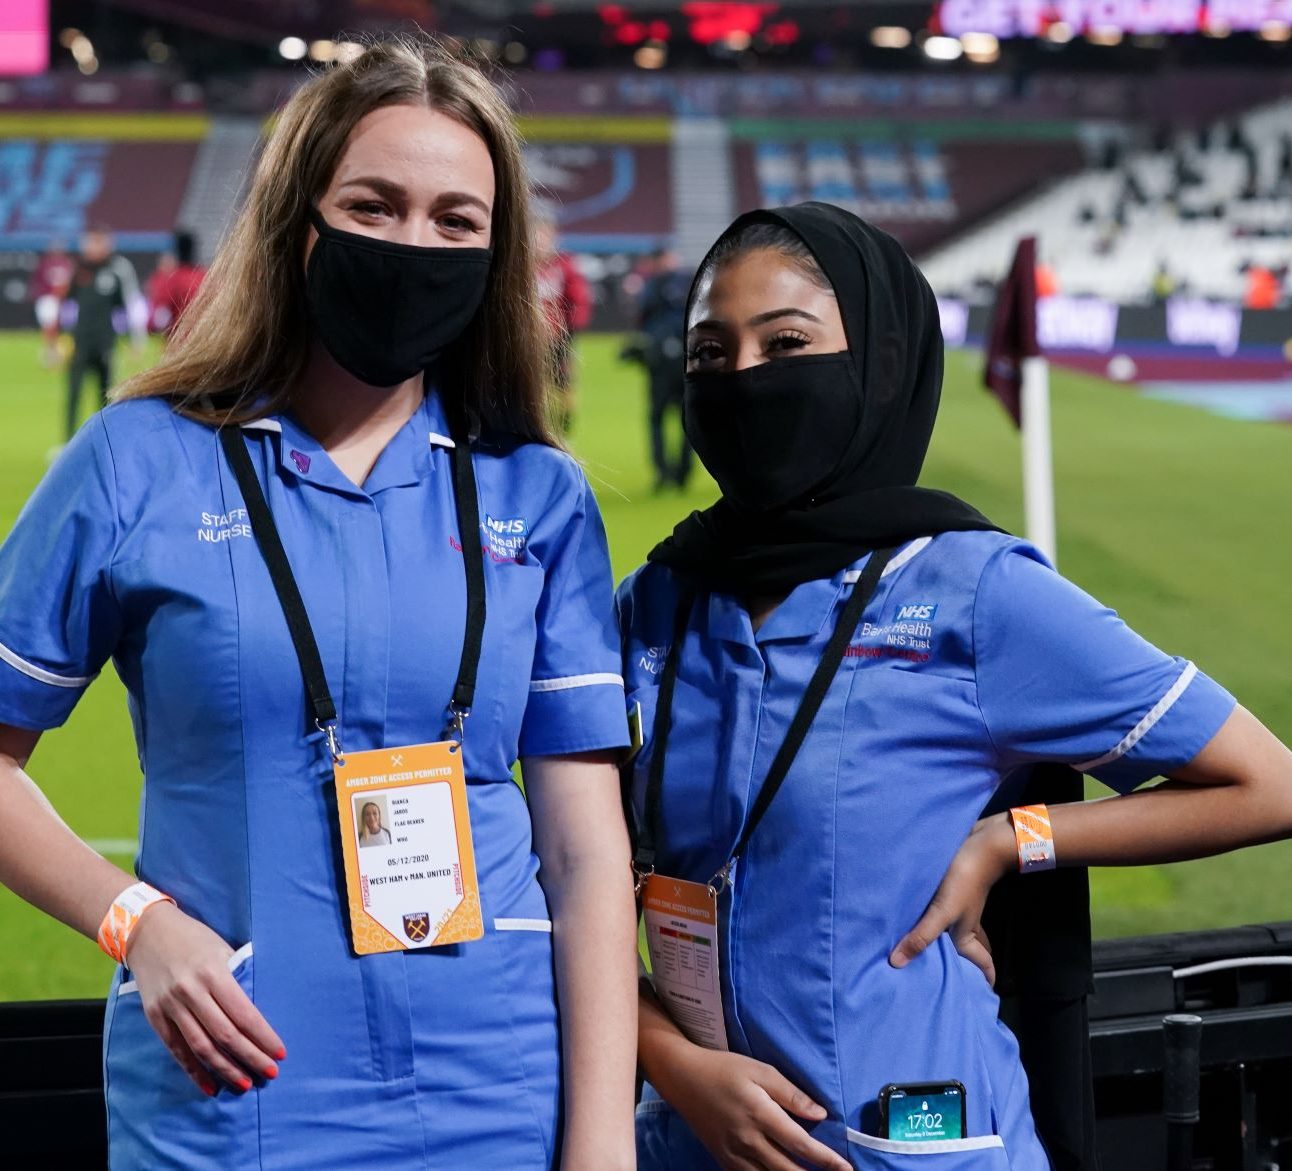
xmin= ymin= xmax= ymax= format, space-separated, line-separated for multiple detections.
xmin=104 ymin=943 xmax=260 ymax=1168
xmin=635 ymin=1092 xmax=724 ymax=1171
xmin=493 ymin=924 xmax=562 ymax=1164
xmin=493 ymin=917 xmax=553 ymax=934
xmin=846 ymin=1129 xmax=1011 ymax=1170
xmin=116 ymin=941 xmax=254 ymax=998
xmin=623 ymin=683 xmax=661 ymax=815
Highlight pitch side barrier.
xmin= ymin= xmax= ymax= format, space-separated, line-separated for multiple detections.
xmin=0 ymin=925 xmax=1287 ymax=1166
xmin=940 ymin=298 xmax=1292 ymax=380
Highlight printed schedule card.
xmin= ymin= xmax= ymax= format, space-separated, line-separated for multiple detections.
xmin=643 ymin=874 xmax=729 ymax=1050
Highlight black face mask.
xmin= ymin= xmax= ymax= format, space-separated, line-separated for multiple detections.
xmin=305 ymin=207 xmax=492 ymax=387
xmin=683 ymin=352 xmax=862 ymax=512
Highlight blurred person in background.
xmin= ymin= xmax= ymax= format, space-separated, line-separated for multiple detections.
xmin=1151 ymin=260 xmax=1177 ymax=302
xmin=534 ymin=208 xmax=592 ymax=433
xmin=1244 ymin=261 xmax=1281 ymax=309
xmin=147 ymin=228 xmax=206 ymax=341
xmin=1034 ymin=259 xmax=1060 ymax=299
xmin=637 ymin=245 xmax=692 ymax=491
xmin=0 ymin=37 xmax=636 ymax=1171
xmin=62 ymin=225 xmax=146 ymax=444
xmin=29 ymin=240 xmax=73 ymax=368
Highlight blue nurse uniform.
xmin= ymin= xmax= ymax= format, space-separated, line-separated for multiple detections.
xmin=0 ymin=391 xmax=629 ymax=1168
xmin=620 ymin=532 xmax=1235 ymax=1170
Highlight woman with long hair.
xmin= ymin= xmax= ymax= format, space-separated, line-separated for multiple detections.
xmin=621 ymin=203 xmax=1292 ymax=1169
xmin=0 ymin=38 xmax=636 ymax=1169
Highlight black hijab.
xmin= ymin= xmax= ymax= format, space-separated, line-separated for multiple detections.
xmin=648 ymin=202 xmax=1000 ymax=595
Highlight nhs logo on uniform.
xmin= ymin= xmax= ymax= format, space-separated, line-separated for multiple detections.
xmin=893 ymin=603 xmax=938 ymax=623
xmin=483 ymin=515 xmax=528 ymax=562
xmin=486 ymin=516 xmax=527 ymax=536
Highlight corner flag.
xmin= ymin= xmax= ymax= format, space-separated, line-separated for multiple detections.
xmin=983 ymin=236 xmax=1057 ymax=565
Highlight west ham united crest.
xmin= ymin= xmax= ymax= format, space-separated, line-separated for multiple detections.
xmin=403 ymin=912 xmax=430 ymax=942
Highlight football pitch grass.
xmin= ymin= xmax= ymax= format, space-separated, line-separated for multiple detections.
xmin=0 ymin=330 xmax=1289 ymax=1000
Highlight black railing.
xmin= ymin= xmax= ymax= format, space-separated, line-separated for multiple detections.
xmin=2 ymin=923 xmax=1290 ymax=1168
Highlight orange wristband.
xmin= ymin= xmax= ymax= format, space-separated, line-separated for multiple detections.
xmin=1010 ymin=804 xmax=1056 ymax=874
xmin=97 ymin=882 xmax=176 ymax=964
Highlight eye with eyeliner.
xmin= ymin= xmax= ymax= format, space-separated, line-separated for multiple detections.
xmin=439 ymin=212 xmax=485 ymax=236
xmin=347 ymin=200 xmax=391 ymax=221
xmin=686 ymin=338 xmax=725 ymax=365
xmin=766 ymin=329 xmax=811 ymax=354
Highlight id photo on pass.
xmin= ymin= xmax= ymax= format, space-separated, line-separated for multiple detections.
xmin=355 ymin=795 xmax=392 ymax=848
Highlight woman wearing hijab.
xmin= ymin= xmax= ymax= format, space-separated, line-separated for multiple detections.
xmin=620 ymin=204 xmax=1292 ymax=1170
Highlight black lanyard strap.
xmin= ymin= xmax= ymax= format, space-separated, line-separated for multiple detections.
xmin=632 ymin=589 xmax=695 ymax=879
xmin=220 ymin=426 xmax=337 ymax=749
xmin=634 ymin=545 xmax=897 ymax=885
xmin=447 ymin=411 xmax=486 ymax=727
xmin=217 ymin=407 xmax=487 ymax=756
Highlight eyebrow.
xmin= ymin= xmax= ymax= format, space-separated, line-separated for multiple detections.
xmin=337 ymin=179 xmax=492 ymax=216
xmin=689 ymin=307 xmax=824 ymax=333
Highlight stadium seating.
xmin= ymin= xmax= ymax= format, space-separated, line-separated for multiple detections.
xmin=5 ymin=70 xmax=1285 ymax=315
xmin=920 ymin=97 xmax=1292 ymax=304
xmin=731 ymin=136 xmax=1084 ymax=256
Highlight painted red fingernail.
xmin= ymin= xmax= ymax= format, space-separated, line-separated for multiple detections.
xmin=201 ymin=1080 xmax=217 ymax=1097
xmin=263 ymin=1063 xmax=278 ymax=1080
xmin=237 ymin=1077 xmax=252 ymax=1092
xmin=275 ymin=1047 xmax=286 ymax=1061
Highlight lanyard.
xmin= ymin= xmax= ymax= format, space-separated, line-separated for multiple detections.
xmin=218 ymin=409 xmax=487 ymax=761
xmin=632 ymin=546 xmax=896 ymax=892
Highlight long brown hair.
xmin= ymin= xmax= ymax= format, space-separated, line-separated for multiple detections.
xmin=116 ymin=35 xmax=555 ymax=445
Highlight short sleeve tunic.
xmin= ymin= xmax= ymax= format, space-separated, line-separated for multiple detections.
xmin=0 ymin=392 xmax=629 ymax=1169
xmin=620 ymin=532 xmax=1233 ymax=1170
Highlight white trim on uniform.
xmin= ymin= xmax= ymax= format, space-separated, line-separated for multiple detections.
xmin=843 ymin=536 xmax=934 ymax=584
xmin=528 ymin=672 xmax=624 ymax=694
xmin=1074 ymin=661 xmax=1199 ymax=772
xmin=239 ymin=419 xmax=282 ymax=434
xmin=0 ymin=640 xmax=94 ymax=688
xmin=118 ymin=942 xmax=254 ymax=996
xmin=493 ymin=918 xmax=553 ymax=933
xmin=427 ymin=432 xmax=456 ymax=449
xmin=846 ymin=1129 xmax=1006 ymax=1155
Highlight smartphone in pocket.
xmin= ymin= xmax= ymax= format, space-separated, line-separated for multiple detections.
xmin=878 ymin=1081 xmax=967 ymax=1140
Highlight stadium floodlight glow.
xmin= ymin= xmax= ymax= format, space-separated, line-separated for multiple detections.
xmin=923 ymin=35 xmax=964 ymax=60
xmin=334 ymin=41 xmax=366 ymax=63
xmin=78 ymin=56 xmax=99 ymax=75
xmin=633 ymin=42 xmax=667 ymax=68
xmin=1086 ymin=25 xmax=1124 ymax=44
xmin=1258 ymin=20 xmax=1292 ymax=40
xmin=723 ymin=30 xmax=753 ymax=49
xmin=960 ymin=31 xmax=999 ymax=60
xmin=503 ymin=41 xmax=527 ymax=64
xmin=70 ymin=34 xmax=95 ymax=64
xmin=309 ymin=39 xmax=337 ymax=62
xmin=870 ymin=26 xmax=913 ymax=48
xmin=1202 ymin=18 xmax=1231 ymax=36
xmin=1046 ymin=20 xmax=1074 ymax=42
xmin=279 ymin=37 xmax=308 ymax=60
xmin=58 ymin=28 xmax=82 ymax=49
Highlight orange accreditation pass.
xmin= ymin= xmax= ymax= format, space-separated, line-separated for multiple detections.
xmin=643 ymin=874 xmax=729 ymax=1051
xmin=335 ymin=741 xmax=483 ymax=955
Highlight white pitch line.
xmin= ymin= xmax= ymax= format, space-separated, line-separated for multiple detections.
xmin=87 ymin=838 xmax=138 ymax=855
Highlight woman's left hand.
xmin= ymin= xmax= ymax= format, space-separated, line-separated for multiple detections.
xmin=888 ymin=813 xmax=1015 ymax=984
